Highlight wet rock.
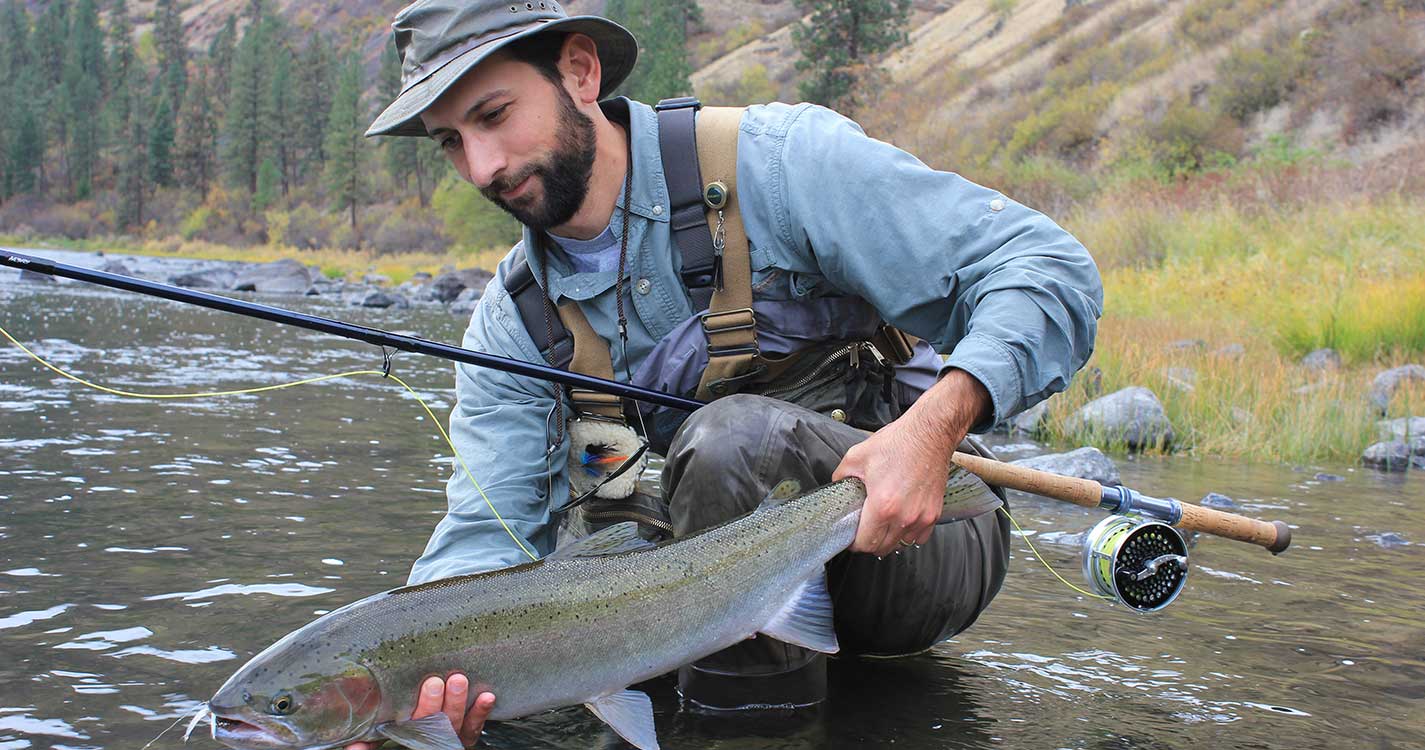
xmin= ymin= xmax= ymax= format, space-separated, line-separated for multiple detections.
xmin=355 ymin=290 xmax=409 ymax=309
xmin=233 ymin=259 xmax=312 ymax=294
xmin=18 ymin=268 xmax=54 ymax=283
xmin=1377 ymin=416 xmax=1425 ymax=441
xmin=1313 ymin=472 xmax=1345 ymax=482
xmin=1362 ymin=441 xmax=1412 ymax=471
xmin=431 ymin=268 xmax=495 ymax=303
xmin=171 ymin=266 xmax=238 ymax=290
xmin=364 ymin=273 xmax=392 ymax=286
xmin=1300 ymin=348 xmax=1341 ymax=371
xmin=1162 ymin=366 xmax=1196 ymax=393
xmin=1370 ymin=365 xmax=1425 ymax=414
xmin=1007 ymin=400 xmax=1049 ymax=435
xmin=1365 ymin=532 xmax=1410 ymax=549
xmin=98 ymin=260 xmax=136 ymax=277
xmin=1200 ymin=492 xmax=1238 ymax=509
xmin=1011 ymin=446 xmax=1121 ymax=486
xmin=410 ymin=271 xmax=433 ymax=284
xmin=1065 ymin=386 xmax=1175 ymax=451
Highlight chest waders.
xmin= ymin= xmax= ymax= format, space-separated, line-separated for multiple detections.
xmin=503 ymin=99 xmax=1010 ymax=710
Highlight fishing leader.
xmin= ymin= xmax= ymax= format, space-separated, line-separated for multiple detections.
xmin=356 ymin=0 xmax=1102 ymax=745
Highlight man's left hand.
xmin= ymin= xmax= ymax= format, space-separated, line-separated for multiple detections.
xmin=833 ymin=368 xmax=991 ymax=557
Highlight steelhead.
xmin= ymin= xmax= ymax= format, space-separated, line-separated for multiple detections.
xmin=202 ymin=472 xmax=1001 ymax=750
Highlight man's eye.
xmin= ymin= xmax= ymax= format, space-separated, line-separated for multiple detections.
xmin=439 ymin=137 xmax=459 ymax=152
xmin=484 ymin=105 xmax=508 ymax=123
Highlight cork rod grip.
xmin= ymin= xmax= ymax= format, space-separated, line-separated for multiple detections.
xmin=950 ymin=451 xmax=1102 ymax=509
xmin=1177 ymin=502 xmax=1293 ymax=554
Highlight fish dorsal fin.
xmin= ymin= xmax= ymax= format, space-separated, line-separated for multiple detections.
xmin=547 ymin=522 xmax=656 ymax=561
xmin=938 ymin=467 xmax=1002 ymax=524
xmin=757 ymin=479 xmax=803 ymax=509
xmin=758 ymin=573 xmax=840 ymax=654
xmin=585 ymin=689 xmax=660 ymax=750
xmin=375 ymin=714 xmax=462 ymax=750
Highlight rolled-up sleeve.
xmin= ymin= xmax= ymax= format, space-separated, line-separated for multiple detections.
xmin=763 ymin=104 xmax=1103 ymax=430
xmin=407 ymin=258 xmax=568 ymax=584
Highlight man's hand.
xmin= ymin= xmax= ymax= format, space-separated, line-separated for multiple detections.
xmin=345 ymin=674 xmax=495 ymax=750
xmin=833 ymin=369 xmax=991 ymax=557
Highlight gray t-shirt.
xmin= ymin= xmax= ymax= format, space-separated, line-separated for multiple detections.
xmin=548 ymin=224 xmax=620 ymax=274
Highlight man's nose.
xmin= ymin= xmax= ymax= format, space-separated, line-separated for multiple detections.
xmin=461 ymin=141 xmax=506 ymax=190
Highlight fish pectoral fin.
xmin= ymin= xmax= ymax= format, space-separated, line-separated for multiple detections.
xmin=548 ymin=521 xmax=657 ymax=561
xmin=374 ymin=715 xmax=462 ymax=750
xmin=585 ymin=689 xmax=660 ymax=750
xmin=937 ymin=467 xmax=1002 ymax=524
xmin=757 ymin=479 xmax=803 ymax=509
xmin=759 ymin=573 xmax=840 ymax=654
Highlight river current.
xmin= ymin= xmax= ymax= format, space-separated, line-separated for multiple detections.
xmin=2 ymin=250 xmax=1422 ymax=749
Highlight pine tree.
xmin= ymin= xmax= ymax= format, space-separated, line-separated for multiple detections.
xmin=208 ymin=14 xmax=237 ymax=107
xmin=323 ymin=52 xmax=365 ymax=236
xmin=175 ymin=64 xmax=217 ymax=197
xmin=221 ymin=5 xmax=273 ymax=194
xmin=295 ymin=33 xmax=334 ymax=180
xmin=147 ymin=88 xmax=176 ymax=187
xmin=154 ymin=0 xmax=187 ymax=118
xmin=267 ymin=45 xmax=295 ymax=195
xmin=606 ymin=0 xmax=693 ymax=102
xmin=62 ymin=0 xmax=103 ymax=199
xmin=381 ymin=38 xmax=428 ymax=206
xmin=117 ymin=68 xmax=148 ymax=228
xmin=33 ymin=0 xmax=70 ymax=194
xmin=6 ymin=97 xmax=43 ymax=196
xmin=0 ymin=0 xmax=30 ymax=201
xmin=791 ymin=0 xmax=911 ymax=110
xmin=104 ymin=0 xmax=136 ymax=186
xmin=253 ymin=157 xmax=279 ymax=212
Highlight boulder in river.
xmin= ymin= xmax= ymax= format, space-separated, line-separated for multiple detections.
xmin=1199 ymin=492 xmax=1238 ymax=509
xmin=356 ymin=290 xmax=408 ymax=309
xmin=98 ymin=260 xmax=136 ymax=277
xmin=233 ymin=259 xmax=312 ymax=294
xmin=1011 ymin=446 xmax=1121 ymax=486
xmin=1362 ymin=441 xmax=1413 ymax=472
xmin=1370 ymin=365 xmax=1425 ymax=414
xmin=18 ymin=268 xmax=54 ymax=283
xmin=1006 ymin=400 xmax=1049 ymax=435
xmin=1377 ymin=416 xmax=1425 ymax=441
xmin=170 ymin=266 xmax=238 ymax=290
xmin=1065 ymin=386 xmax=1175 ymax=450
xmin=431 ymin=268 xmax=495 ymax=303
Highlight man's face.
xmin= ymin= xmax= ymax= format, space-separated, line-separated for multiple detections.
xmin=421 ymin=52 xmax=596 ymax=231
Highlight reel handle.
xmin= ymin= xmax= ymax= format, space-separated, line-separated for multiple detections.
xmin=950 ymin=452 xmax=1292 ymax=554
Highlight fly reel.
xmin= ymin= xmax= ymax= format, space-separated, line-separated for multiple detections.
xmin=1082 ymin=515 xmax=1189 ymax=612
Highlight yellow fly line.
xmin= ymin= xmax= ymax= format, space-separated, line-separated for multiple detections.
xmin=0 ymin=322 xmax=539 ymax=562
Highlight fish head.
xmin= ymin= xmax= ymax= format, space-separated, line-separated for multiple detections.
xmin=208 ymin=648 xmax=381 ymax=750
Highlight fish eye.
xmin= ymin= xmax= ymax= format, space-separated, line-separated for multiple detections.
xmin=269 ymin=692 xmax=297 ymax=715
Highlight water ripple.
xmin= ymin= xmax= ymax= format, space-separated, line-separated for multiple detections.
xmin=142 ymin=582 xmax=334 ymax=602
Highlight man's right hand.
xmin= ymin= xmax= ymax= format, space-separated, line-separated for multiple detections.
xmin=345 ymin=673 xmax=495 ymax=750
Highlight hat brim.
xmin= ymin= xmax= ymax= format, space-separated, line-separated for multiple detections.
xmin=366 ymin=15 xmax=637 ymax=138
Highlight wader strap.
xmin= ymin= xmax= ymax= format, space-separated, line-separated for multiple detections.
xmin=870 ymin=324 xmax=919 ymax=366
xmin=555 ymin=300 xmax=624 ymax=421
xmin=655 ymin=97 xmax=719 ymax=310
xmin=693 ymin=106 xmax=757 ymax=401
xmin=507 ymin=246 xmax=574 ymax=369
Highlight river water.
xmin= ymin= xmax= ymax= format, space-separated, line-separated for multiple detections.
xmin=2 ymin=251 xmax=1423 ymax=749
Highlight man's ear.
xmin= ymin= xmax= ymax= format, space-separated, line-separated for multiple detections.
xmin=559 ymin=33 xmax=603 ymax=105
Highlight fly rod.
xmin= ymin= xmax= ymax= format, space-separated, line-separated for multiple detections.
xmin=1 ymin=250 xmax=704 ymax=413
xmin=3 ymin=249 xmax=1292 ymax=568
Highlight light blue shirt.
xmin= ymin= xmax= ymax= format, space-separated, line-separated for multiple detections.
xmin=408 ymin=98 xmax=1103 ymax=584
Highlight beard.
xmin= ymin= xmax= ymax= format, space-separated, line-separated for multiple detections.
xmin=480 ymin=85 xmax=597 ymax=231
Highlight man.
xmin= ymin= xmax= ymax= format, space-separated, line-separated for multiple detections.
xmin=355 ymin=1 xmax=1102 ymax=746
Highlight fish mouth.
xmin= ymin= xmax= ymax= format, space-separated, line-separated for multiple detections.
xmin=209 ymin=710 xmax=291 ymax=749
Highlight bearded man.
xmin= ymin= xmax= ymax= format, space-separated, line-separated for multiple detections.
xmin=353 ymin=1 xmax=1102 ymax=746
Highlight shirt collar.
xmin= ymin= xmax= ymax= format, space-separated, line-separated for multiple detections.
xmin=522 ymin=98 xmax=669 ymax=303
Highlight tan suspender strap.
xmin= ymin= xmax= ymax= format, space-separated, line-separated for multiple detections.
xmin=556 ymin=300 xmax=625 ymax=421
xmin=694 ymin=106 xmax=757 ymax=401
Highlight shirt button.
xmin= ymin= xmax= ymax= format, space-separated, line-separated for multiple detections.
xmin=652 ymin=205 xmax=663 ymax=216
xmin=635 ymin=278 xmax=652 ymax=295
xmin=989 ymin=198 xmax=1005 ymax=212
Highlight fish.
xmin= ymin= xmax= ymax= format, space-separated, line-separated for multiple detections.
xmin=203 ymin=470 xmax=1002 ymax=750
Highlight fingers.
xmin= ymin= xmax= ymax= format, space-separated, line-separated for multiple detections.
xmin=413 ymin=675 xmax=446 ymax=719
xmin=459 ymin=692 xmax=496 ymax=747
xmin=443 ymin=674 xmax=468 ymax=734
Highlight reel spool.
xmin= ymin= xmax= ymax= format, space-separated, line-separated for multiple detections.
xmin=1082 ymin=516 xmax=1189 ymax=612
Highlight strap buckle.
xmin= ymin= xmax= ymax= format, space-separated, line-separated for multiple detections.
xmin=655 ymin=96 xmax=701 ymax=112
xmin=701 ymin=307 xmax=759 ymax=358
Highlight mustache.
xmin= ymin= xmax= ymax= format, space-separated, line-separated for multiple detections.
xmin=483 ymin=164 xmax=540 ymax=199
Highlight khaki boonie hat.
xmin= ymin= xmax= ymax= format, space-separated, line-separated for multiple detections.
xmin=366 ymin=0 xmax=638 ymax=138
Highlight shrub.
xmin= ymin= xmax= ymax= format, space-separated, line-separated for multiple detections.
xmin=1142 ymin=98 xmax=1243 ymax=178
xmin=1175 ymin=0 xmax=1280 ymax=48
xmin=1211 ymin=34 xmax=1306 ymax=123
xmin=432 ymin=175 xmax=521 ymax=254
xmin=1004 ymin=83 xmax=1118 ymax=161
xmin=1323 ymin=16 xmax=1425 ymax=140
xmin=283 ymin=201 xmax=337 ymax=250
xmin=370 ymin=198 xmax=450 ymax=254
